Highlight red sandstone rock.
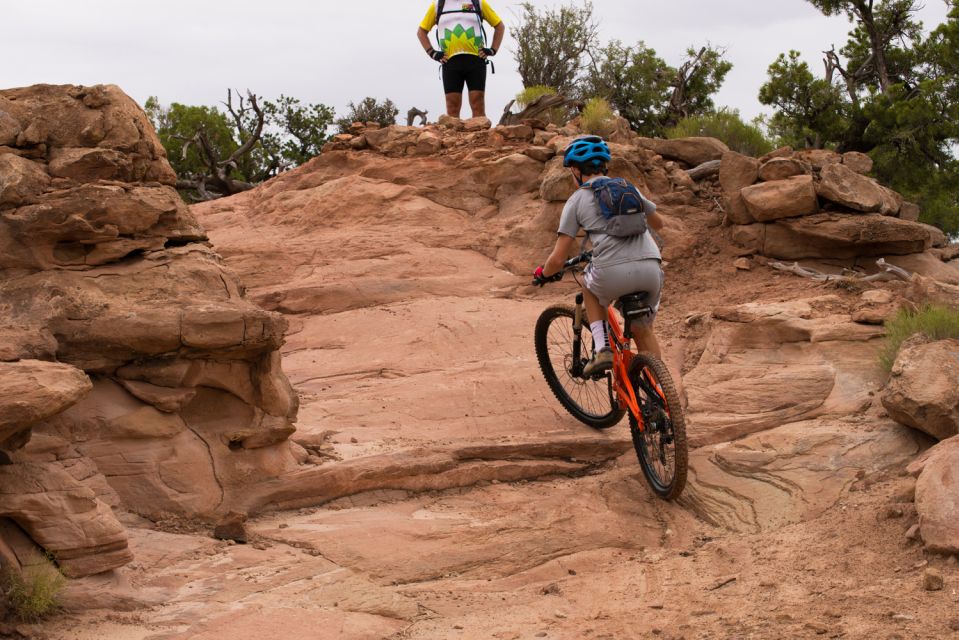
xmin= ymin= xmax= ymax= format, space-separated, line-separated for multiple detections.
xmin=882 ymin=339 xmax=959 ymax=441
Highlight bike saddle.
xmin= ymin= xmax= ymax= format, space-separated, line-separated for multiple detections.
xmin=616 ymin=292 xmax=653 ymax=320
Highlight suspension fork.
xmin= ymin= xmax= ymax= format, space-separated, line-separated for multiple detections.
xmin=571 ymin=293 xmax=585 ymax=377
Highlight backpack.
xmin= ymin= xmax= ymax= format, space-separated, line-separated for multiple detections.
xmin=435 ymin=0 xmax=488 ymax=50
xmin=581 ymin=177 xmax=648 ymax=237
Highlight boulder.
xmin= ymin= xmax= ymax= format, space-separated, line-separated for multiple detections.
xmin=437 ymin=115 xmax=464 ymax=130
xmin=718 ymin=151 xmax=759 ymax=225
xmin=539 ymin=157 xmax=576 ymax=202
xmin=636 ymin=136 xmax=729 ymax=167
xmin=740 ymin=175 xmax=818 ymax=222
xmin=414 ymin=130 xmax=442 ymax=156
xmin=0 ymin=110 xmax=20 ymax=146
xmin=0 ymin=462 xmax=132 ymax=577
xmin=496 ymin=124 xmax=534 ymax=141
xmin=0 ymin=84 xmax=176 ymax=185
xmin=900 ymin=201 xmax=921 ymax=222
xmin=464 ymin=116 xmax=492 ymax=132
xmin=877 ymin=184 xmax=903 ymax=217
xmin=794 ymin=148 xmax=841 ymax=169
xmin=758 ymin=158 xmax=806 ymax=182
xmin=882 ymin=339 xmax=959 ymax=441
xmin=0 ymin=154 xmax=50 ymax=206
xmin=0 ymin=361 xmax=91 ymax=450
xmin=763 ymin=213 xmax=933 ymax=259
xmin=842 ymin=151 xmax=873 ymax=174
xmin=523 ymin=146 xmax=555 ymax=163
xmin=816 ymin=163 xmax=884 ymax=212
xmin=911 ymin=437 xmax=959 ymax=554
xmin=852 ymin=289 xmax=897 ymax=325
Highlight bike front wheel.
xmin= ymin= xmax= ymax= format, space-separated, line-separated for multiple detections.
xmin=534 ymin=305 xmax=626 ymax=430
xmin=627 ymin=353 xmax=688 ymax=500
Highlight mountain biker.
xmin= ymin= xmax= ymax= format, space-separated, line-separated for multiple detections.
xmin=534 ymin=135 xmax=667 ymax=378
xmin=416 ymin=1 xmax=505 ymax=119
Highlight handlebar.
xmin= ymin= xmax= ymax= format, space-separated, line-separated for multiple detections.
xmin=563 ymin=251 xmax=592 ymax=270
xmin=531 ymin=251 xmax=593 ymax=287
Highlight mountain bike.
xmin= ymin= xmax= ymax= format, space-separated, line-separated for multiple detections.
xmin=533 ymin=252 xmax=688 ymax=500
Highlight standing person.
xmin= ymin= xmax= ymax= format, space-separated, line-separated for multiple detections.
xmin=534 ymin=136 xmax=667 ymax=377
xmin=417 ymin=1 xmax=505 ymax=119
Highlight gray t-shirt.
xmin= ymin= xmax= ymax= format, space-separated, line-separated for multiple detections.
xmin=557 ymin=177 xmax=662 ymax=267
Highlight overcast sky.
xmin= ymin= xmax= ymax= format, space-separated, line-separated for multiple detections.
xmin=1 ymin=1 xmax=951 ymax=124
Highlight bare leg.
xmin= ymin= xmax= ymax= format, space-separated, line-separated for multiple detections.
xmin=631 ymin=323 xmax=662 ymax=359
xmin=633 ymin=322 xmax=687 ymax=408
xmin=445 ymin=92 xmax=462 ymax=117
xmin=582 ymin=286 xmax=607 ymax=328
xmin=468 ymin=90 xmax=486 ymax=118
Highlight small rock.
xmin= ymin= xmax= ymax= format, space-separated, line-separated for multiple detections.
xmin=949 ymin=619 xmax=959 ymax=631
xmin=891 ymin=613 xmax=914 ymax=622
xmin=350 ymin=437 xmax=358 ymax=443
xmin=535 ymin=633 xmax=548 ymax=638
xmin=733 ymin=257 xmax=752 ymax=271
xmin=804 ymin=622 xmax=828 ymax=635
xmin=905 ymin=524 xmax=921 ymax=541
xmin=213 ymin=511 xmax=248 ymax=544
xmin=453 ymin=625 xmax=464 ymax=630
xmin=567 ymin=569 xmax=577 ymax=576
xmin=922 ymin=568 xmax=944 ymax=591
xmin=541 ymin=583 xmax=561 ymax=595
xmin=884 ymin=505 xmax=905 ymax=519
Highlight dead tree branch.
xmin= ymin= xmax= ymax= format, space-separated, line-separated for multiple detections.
xmin=768 ymin=258 xmax=913 ymax=283
xmin=687 ymin=159 xmax=721 ymax=182
xmin=407 ymin=107 xmax=429 ymax=126
xmin=498 ymin=93 xmax=582 ymax=126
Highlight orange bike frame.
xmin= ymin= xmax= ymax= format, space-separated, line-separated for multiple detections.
xmin=605 ymin=305 xmax=643 ymax=428
xmin=604 ymin=304 xmax=672 ymax=433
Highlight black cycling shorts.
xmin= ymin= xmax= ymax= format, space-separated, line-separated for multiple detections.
xmin=442 ymin=54 xmax=487 ymax=94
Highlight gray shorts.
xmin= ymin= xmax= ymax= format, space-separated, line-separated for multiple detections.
xmin=583 ymin=259 xmax=664 ymax=326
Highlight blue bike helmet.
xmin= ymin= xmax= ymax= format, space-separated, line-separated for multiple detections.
xmin=563 ymin=135 xmax=611 ymax=168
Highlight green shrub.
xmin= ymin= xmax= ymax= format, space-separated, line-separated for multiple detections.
xmin=335 ymin=97 xmax=398 ymax=133
xmin=879 ymin=305 xmax=959 ymax=371
xmin=666 ymin=110 xmax=774 ymax=158
xmin=2 ymin=556 xmax=66 ymax=622
xmin=580 ymin=97 xmax=615 ymax=136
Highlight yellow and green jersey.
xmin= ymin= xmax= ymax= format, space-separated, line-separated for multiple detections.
xmin=420 ymin=1 xmax=502 ymax=58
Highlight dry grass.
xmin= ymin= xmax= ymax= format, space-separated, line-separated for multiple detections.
xmin=2 ymin=555 xmax=66 ymax=622
xmin=879 ymin=305 xmax=959 ymax=371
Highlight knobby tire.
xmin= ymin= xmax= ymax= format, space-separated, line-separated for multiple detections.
xmin=534 ymin=305 xmax=626 ymax=430
xmin=627 ymin=353 xmax=688 ymax=500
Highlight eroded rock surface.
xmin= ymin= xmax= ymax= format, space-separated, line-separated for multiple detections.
xmin=0 ymin=84 xmax=299 ymax=575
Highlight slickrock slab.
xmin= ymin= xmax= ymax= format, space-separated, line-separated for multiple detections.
xmin=763 ymin=213 xmax=933 ymax=259
xmin=683 ymin=418 xmax=924 ymax=533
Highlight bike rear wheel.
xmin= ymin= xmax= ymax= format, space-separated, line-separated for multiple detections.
xmin=627 ymin=353 xmax=688 ymax=500
xmin=534 ymin=305 xmax=626 ymax=430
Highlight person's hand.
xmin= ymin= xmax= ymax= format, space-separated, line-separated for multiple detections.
xmin=532 ymin=265 xmax=562 ymax=287
xmin=479 ymin=47 xmax=496 ymax=59
xmin=427 ymin=48 xmax=446 ymax=63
